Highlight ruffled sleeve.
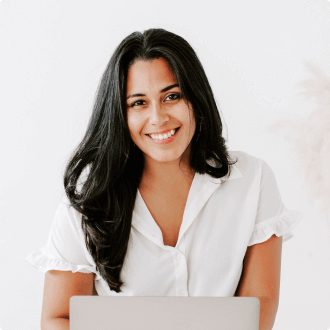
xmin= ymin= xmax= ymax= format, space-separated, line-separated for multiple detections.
xmin=248 ymin=208 xmax=304 ymax=246
xmin=247 ymin=159 xmax=304 ymax=246
xmin=25 ymin=193 xmax=102 ymax=281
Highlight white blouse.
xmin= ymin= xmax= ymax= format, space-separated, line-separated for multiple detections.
xmin=26 ymin=150 xmax=303 ymax=297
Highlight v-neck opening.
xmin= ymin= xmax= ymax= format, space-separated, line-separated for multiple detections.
xmin=131 ymin=162 xmax=245 ymax=249
xmin=135 ymin=172 xmax=198 ymax=247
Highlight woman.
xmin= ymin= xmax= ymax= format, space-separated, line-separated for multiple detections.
xmin=26 ymin=28 xmax=303 ymax=330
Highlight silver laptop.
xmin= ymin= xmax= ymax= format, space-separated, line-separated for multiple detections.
xmin=70 ymin=296 xmax=260 ymax=330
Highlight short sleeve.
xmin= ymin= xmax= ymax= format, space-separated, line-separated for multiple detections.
xmin=25 ymin=194 xmax=101 ymax=280
xmin=248 ymin=160 xmax=304 ymax=246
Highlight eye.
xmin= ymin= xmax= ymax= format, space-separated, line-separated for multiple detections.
xmin=130 ymin=100 xmax=146 ymax=107
xmin=165 ymin=93 xmax=181 ymax=101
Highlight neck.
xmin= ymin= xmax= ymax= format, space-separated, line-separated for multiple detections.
xmin=140 ymin=153 xmax=195 ymax=192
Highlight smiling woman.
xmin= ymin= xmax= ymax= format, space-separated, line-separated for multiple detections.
xmin=25 ymin=28 xmax=303 ymax=330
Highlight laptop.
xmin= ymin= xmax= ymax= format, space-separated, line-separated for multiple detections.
xmin=70 ymin=296 xmax=260 ymax=330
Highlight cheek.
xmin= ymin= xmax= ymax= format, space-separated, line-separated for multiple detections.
xmin=127 ymin=113 xmax=141 ymax=137
xmin=190 ymin=121 xmax=196 ymax=140
xmin=187 ymin=110 xmax=196 ymax=135
xmin=189 ymin=113 xmax=196 ymax=128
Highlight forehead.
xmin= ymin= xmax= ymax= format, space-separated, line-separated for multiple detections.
xmin=126 ymin=58 xmax=178 ymax=92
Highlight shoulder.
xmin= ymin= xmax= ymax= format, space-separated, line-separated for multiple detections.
xmin=53 ymin=193 xmax=85 ymax=245
xmin=57 ymin=165 xmax=94 ymax=239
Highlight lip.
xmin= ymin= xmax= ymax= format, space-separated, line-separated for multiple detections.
xmin=146 ymin=127 xmax=180 ymax=144
xmin=146 ymin=127 xmax=179 ymax=135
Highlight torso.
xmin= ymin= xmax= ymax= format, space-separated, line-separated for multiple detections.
xmin=139 ymin=174 xmax=194 ymax=247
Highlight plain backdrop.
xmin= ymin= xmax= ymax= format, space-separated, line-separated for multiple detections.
xmin=1 ymin=0 xmax=330 ymax=329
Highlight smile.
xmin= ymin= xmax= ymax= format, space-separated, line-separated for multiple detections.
xmin=146 ymin=127 xmax=180 ymax=144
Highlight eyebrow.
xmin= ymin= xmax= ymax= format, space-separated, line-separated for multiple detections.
xmin=126 ymin=83 xmax=179 ymax=100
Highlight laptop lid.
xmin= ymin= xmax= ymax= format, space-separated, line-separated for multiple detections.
xmin=70 ymin=296 xmax=260 ymax=330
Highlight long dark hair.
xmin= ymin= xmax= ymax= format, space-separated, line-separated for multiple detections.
xmin=63 ymin=28 xmax=237 ymax=293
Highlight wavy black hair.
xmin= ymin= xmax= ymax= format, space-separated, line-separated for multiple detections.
xmin=63 ymin=28 xmax=237 ymax=293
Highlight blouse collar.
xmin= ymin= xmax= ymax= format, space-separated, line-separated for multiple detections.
xmin=131 ymin=163 xmax=244 ymax=248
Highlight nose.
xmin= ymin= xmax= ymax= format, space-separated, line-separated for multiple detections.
xmin=149 ymin=102 xmax=169 ymax=126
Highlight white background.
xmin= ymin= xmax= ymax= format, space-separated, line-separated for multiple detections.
xmin=1 ymin=0 xmax=330 ymax=329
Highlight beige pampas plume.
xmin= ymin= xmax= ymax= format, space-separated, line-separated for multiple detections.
xmin=264 ymin=61 xmax=330 ymax=219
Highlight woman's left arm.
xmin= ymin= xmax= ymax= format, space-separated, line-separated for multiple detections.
xmin=235 ymin=234 xmax=282 ymax=330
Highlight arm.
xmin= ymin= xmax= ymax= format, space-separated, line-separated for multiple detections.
xmin=41 ymin=270 xmax=94 ymax=330
xmin=235 ymin=234 xmax=282 ymax=330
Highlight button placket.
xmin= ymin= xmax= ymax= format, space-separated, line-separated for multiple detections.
xmin=171 ymin=241 xmax=188 ymax=296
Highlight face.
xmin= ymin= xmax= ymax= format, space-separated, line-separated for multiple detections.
xmin=126 ymin=58 xmax=196 ymax=165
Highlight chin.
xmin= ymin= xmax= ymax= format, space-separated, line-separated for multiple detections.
xmin=147 ymin=152 xmax=183 ymax=164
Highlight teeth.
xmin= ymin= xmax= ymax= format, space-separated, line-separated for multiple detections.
xmin=149 ymin=129 xmax=177 ymax=140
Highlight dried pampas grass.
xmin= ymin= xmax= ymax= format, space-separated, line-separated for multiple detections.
xmin=265 ymin=61 xmax=330 ymax=218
